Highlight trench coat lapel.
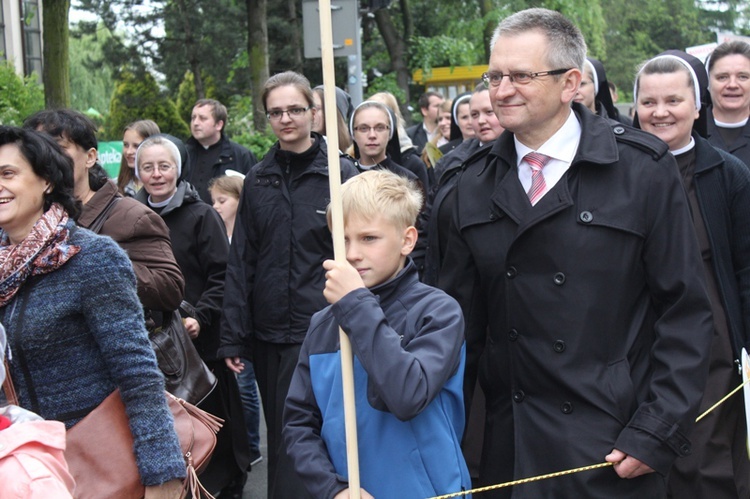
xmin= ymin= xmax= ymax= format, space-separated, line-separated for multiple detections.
xmin=490 ymin=161 xmax=573 ymax=240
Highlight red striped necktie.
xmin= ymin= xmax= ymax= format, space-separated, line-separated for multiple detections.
xmin=524 ymin=152 xmax=552 ymax=205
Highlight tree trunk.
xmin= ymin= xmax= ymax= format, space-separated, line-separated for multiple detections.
xmin=478 ymin=0 xmax=494 ymax=62
xmin=247 ymin=0 xmax=269 ymax=132
xmin=42 ymin=0 xmax=71 ymax=108
xmin=287 ymin=0 xmax=303 ymax=72
xmin=175 ymin=0 xmax=205 ymax=99
xmin=374 ymin=6 xmax=412 ymax=122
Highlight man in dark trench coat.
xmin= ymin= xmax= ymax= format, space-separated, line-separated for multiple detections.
xmin=439 ymin=8 xmax=714 ymax=498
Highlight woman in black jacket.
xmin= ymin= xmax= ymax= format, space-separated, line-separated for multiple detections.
xmin=635 ymin=49 xmax=750 ymax=499
xmin=135 ymin=134 xmax=250 ymax=497
xmin=218 ymin=71 xmax=357 ymax=498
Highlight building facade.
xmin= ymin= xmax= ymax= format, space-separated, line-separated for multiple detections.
xmin=1 ymin=0 xmax=42 ymax=79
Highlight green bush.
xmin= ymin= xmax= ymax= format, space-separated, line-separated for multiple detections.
xmin=224 ymin=94 xmax=276 ymax=160
xmin=231 ymin=128 xmax=277 ymax=161
xmin=176 ymin=70 xmax=219 ymax=125
xmin=106 ymin=70 xmax=189 ymax=140
xmin=0 ymin=62 xmax=44 ymax=126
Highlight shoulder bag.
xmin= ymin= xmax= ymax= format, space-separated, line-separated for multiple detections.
xmin=65 ymin=389 xmax=222 ymax=499
xmin=88 ymin=199 xmax=217 ymax=406
xmin=149 ymin=304 xmax=217 ymax=405
xmin=3 ymin=366 xmax=222 ymax=499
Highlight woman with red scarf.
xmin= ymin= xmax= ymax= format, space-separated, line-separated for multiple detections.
xmin=0 ymin=126 xmax=185 ymax=498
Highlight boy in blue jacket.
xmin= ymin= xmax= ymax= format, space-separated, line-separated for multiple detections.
xmin=283 ymin=169 xmax=471 ymax=498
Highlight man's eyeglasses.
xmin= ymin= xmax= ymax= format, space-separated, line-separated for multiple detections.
xmin=482 ymin=68 xmax=572 ymax=88
xmin=266 ymin=107 xmax=311 ymax=121
xmin=353 ymin=124 xmax=390 ymax=134
xmin=139 ymin=164 xmax=176 ymax=174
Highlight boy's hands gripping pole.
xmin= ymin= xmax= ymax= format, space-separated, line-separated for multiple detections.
xmin=323 ymin=260 xmax=365 ymax=304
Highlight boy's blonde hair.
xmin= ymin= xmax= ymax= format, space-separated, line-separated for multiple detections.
xmin=329 ymin=170 xmax=423 ymax=231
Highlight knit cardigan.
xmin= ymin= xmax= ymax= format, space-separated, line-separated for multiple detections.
xmin=0 ymin=222 xmax=185 ymax=486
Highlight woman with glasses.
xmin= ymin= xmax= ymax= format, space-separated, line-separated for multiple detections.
xmin=134 ymin=135 xmax=251 ymax=498
xmin=218 ymin=71 xmax=357 ymax=498
xmin=366 ymin=91 xmax=431 ymax=190
xmin=350 ymin=101 xmax=420 ymax=183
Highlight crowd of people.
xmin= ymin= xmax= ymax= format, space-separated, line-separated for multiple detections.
xmin=2 ymin=6 xmax=750 ymax=499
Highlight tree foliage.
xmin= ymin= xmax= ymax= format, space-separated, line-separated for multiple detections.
xmin=106 ymin=70 xmax=189 ymax=140
xmin=69 ymin=23 xmax=116 ymax=115
xmin=601 ymin=0 xmax=713 ymax=100
xmin=175 ymin=70 xmax=218 ymax=125
xmin=70 ymin=0 xmax=747 ymax=138
xmin=76 ymin=0 xmax=248 ymax=103
xmin=0 ymin=62 xmax=44 ymax=126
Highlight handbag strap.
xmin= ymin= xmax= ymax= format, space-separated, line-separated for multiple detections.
xmin=2 ymin=360 xmax=18 ymax=406
xmin=88 ymin=196 xmax=122 ymax=234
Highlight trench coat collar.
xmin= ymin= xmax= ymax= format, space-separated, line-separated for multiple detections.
xmin=485 ymin=103 xmax=619 ymax=226
xmin=487 ymin=103 xmax=619 ymax=175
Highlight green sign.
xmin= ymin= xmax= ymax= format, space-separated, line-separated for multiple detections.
xmin=98 ymin=141 xmax=123 ymax=178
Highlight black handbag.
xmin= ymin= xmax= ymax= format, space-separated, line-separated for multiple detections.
xmin=86 ymin=198 xmax=217 ymax=406
xmin=149 ymin=303 xmax=217 ymax=405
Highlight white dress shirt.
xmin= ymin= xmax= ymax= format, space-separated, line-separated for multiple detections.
xmin=515 ymin=111 xmax=582 ymax=205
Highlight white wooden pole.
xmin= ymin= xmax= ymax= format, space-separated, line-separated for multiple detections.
xmin=318 ymin=1 xmax=361 ymax=497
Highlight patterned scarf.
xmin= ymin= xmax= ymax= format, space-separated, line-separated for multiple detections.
xmin=0 ymin=204 xmax=81 ymax=307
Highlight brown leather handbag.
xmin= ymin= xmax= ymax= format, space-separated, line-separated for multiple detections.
xmin=65 ymin=389 xmax=223 ymax=499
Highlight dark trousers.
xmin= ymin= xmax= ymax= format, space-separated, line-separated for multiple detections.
xmin=253 ymin=339 xmax=312 ymax=498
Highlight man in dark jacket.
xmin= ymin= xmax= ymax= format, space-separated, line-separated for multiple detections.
xmin=439 ymin=9 xmax=713 ymax=498
xmin=406 ymin=91 xmax=444 ymax=154
xmin=185 ymin=98 xmax=257 ymax=203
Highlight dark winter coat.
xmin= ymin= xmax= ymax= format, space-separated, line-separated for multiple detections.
xmin=432 ymin=138 xmax=480 ymax=184
xmin=218 ymin=134 xmax=358 ymax=360
xmin=690 ymin=133 xmax=750 ymax=357
xmin=185 ymin=134 xmax=258 ymax=203
xmin=78 ymin=179 xmax=184 ymax=312
xmin=439 ymin=105 xmax=713 ymax=497
xmin=406 ymin=122 xmax=429 ymax=154
xmin=707 ymin=112 xmax=750 ymax=167
xmin=136 ymin=182 xmax=229 ymax=361
xmin=423 ymin=141 xmax=492 ymax=287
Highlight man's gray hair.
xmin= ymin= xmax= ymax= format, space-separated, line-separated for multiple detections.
xmin=490 ymin=8 xmax=586 ymax=71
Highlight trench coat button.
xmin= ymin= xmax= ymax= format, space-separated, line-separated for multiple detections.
xmin=679 ymin=443 xmax=691 ymax=456
xmin=508 ymin=329 xmax=519 ymax=341
xmin=513 ymin=390 xmax=525 ymax=403
xmin=553 ymin=272 xmax=566 ymax=285
xmin=489 ymin=212 xmax=496 ymax=221
xmin=506 ymin=266 xmax=517 ymax=279
xmin=561 ymin=401 xmax=573 ymax=414
xmin=579 ymin=211 xmax=593 ymax=223
xmin=255 ymin=178 xmax=261 ymax=185
xmin=613 ymin=126 xmax=625 ymax=135
xmin=273 ymin=179 xmax=281 ymax=187
xmin=553 ymin=340 xmax=566 ymax=353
